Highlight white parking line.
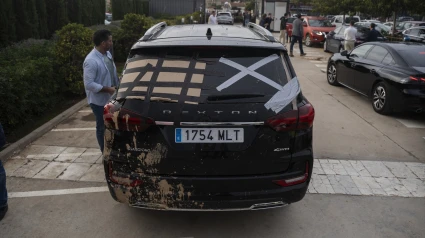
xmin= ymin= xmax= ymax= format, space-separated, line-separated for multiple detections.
xmin=8 ymin=187 xmax=109 ymax=198
xmin=396 ymin=119 xmax=425 ymax=129
xmin=78 ymin=110 xmax=92 ymax=113
xmin=315 ymin=64 xmax=327 ymax=68
xmin=52 ymin=128 xmax=96 ymax=132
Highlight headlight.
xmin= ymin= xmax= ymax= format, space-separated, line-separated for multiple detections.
xmin=312 ymin=30 xmax=323 ymax=35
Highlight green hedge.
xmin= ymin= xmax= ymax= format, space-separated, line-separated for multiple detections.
xmin=0 ymin=0 xmax=104 ymax=47
xmin=0 ymin=39 xmax=61 ymax=131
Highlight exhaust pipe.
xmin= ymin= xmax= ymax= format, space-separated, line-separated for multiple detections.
xmin=416 ymin=108 xmax=423 ymax=114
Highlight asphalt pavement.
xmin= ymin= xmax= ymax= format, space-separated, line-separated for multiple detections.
xmin=1 ymin=40 xmax=424 ymax=238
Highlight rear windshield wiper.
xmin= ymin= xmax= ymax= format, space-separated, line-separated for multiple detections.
xmin=207 ymin=94 xmax=265 ymax=101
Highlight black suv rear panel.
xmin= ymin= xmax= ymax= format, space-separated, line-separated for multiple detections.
xmin=103 ymin=25 xmax=314 ymax=210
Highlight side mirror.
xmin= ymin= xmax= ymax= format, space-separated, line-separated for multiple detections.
xmin=329 ymin=31 xmax=335 ymax=35
xmin=340 ymin=50 xmax=349 ymax=57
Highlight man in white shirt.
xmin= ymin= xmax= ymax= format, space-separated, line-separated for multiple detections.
xmin=209 ymin=11 xmax=218 ymax=25
xmin=344 ymin=21 xmax=357 ymax=52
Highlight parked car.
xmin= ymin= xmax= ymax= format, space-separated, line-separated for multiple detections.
xmin=398 ymin=16 xmax=415 ymax=22
xmin=355 ymin=22 xmax=392 ymax=36
xmin=105 ymin=13 xmax=112 ymax=21
xmin=103 ymin=22 xmax=315 ymax=211
xmin=327 ymin=42 xmax=425 ymax=114
xmin=331 ymin=15 xmax=361 ymax=27
xmin=395 ymin=21 xmax=425 ymax=33
xmin=361 ymin=20 xmax=381 ymax=23
xmin=217 ymin=12 xmax=234 ymax=25
xmin=402 ymin=27 xmax=425 ymax=43
xmin=324 ymin=24 xmax=386 ymax=53
xmin=302 ymin=16 xmax=336 ymax=47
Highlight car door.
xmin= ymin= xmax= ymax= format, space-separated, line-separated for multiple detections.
xmin=341 ymin=44 xmax=374 ymax=89
xmin=329 ymin=26 xmax=345 ymax=52
xmin=353 ymin=46 xmax=389 ymax=95
xmin=327 ymin=26 xmax=341 ymax=52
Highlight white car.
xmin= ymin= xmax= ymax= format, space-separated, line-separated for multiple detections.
xmin=217 ymin=12 xmax=234 ymax=25
xmin=330 ymin=15 xmax=361 ymax=27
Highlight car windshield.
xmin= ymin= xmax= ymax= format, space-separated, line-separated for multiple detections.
xmin=121 ymin=47 xmax=289 ymax=103
xmin=344 ymin=17 xmax=360 ymax=24
xmin=218 ymin=13 xmax=231 ymax=17
xmin=308 ymin=19 xmax=333 ymax=27
xmin=398 ymin=47 xmax=425 ymax=67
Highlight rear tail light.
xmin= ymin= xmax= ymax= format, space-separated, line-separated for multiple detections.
xmin=273 ymin=162 xmax=309 ymax=187
xmin=409 ymin=76 xmax=425 ymax=82
xmin=265 ymin=104 xmax=315 ymax=132
xmin=108 ymin=161 xmax=143 ymax=187
xmin=104 ymin=102 xmax=154 ymax=132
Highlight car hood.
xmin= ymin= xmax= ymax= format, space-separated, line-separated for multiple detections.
xmin=309 ymin=26 xmax=336 ymax=32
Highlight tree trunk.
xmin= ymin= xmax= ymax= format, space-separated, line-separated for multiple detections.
xmin=392 ymin=11 xmax=396 ymax=35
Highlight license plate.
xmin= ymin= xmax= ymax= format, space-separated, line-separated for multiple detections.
xmin=175 ymin=128 xmax=244 ymax=143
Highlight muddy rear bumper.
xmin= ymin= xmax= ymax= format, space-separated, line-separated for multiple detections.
xmin=104 ymin=156 xmax=312 ymax=211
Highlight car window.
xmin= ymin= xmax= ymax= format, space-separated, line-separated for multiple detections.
xmin=398 ymin=47 xmax=425 ymax=67
xmin=381 ymin=53 xmax=395 ymax=65
xmin=308 ymin=19 xmax=333 ymax=27
xmin=335 ymin=17 xmax=342 ymax=23
xmin=122 ymin=47 xmax=289 ymax=103
xmin=350 ymin=45 xmax=374 ymax=58
xmin=345 ymin=17 xmax=360 ymax=24
xmin=333 ymin=26 xmax=342 ymax=34
xmin=337 ymin=26 xmax=347 ymax=34
xmin=409 ymin=28 xmax=420 ymax=36
xmin=218 ymin=13 xmax=231 ymax=17
xmin=420 ymin=29 xmax=425 ymax=36
xmin=366 ymin=46 xmax=389 ymax=63
xmin=287 ymin=18 xmax=295 ymax=24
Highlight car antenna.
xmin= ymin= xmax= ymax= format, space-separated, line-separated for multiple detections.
xmin=206 ymin=28 xmax=213 ymax=40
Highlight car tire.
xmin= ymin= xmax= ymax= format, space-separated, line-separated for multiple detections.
xmin=324 ymin=41 xmax=329 ymax=52
xmin=305 ymin=34 xmax=312 ymax=47
xmin=372 ymin=82 xmax=392 ymax=114
xmin=327 ymin=63 xmax=339 ymax=86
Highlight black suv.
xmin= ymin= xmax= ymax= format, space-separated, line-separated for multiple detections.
xmin=103 ymin=22 xmax=315 ymax=211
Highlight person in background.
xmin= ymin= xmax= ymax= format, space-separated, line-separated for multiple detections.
xmin=280 ymin=13 xmax=289 ymax=44
xmin=260 ymin=14 xmax=267 ymax=28
xmin=344 ymin=20 xmax=357 ymax=52
xmin=265 ymin=13 xmax=274 ymax=31
xmin=244 ymin=10 xmax=251 ymax=27
xmin=0 ymin=123 xmax=8 ymax=221
xmin=366 ymin=23 xmax=379 ymax=42
xmin=290 ymin=13 xmax=306 ymax=57
xmin=209 ymin=11 xmax=218 ymax=25
xmin=83 ymin=30 xmax=119 ymax=153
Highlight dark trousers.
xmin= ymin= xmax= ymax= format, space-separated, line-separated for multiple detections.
xmin=90 ymin=104 xmax=105 ymax=153
xmin=290 ymin=35 xmax=305 ymax=54
xmin=0 ymin=160 xmax=7 ymax=208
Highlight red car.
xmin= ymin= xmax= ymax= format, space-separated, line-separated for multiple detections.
xmin=302 ymin=16 xmax=336 ymax=47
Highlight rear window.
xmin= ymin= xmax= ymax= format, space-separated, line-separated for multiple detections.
xmin=118 ymin=47 xmax=289 ymax=103
xmin=397 ymin=48 xmax=425 ymax=67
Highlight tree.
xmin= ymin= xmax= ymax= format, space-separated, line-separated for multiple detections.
xmin=0 ymin=0 xmax=16 ymax=46
xmin=245 ymin=1 xmax=255 ymax=11
xmin=45 ymin=0 xmax=69 ymax=36
xmin=35 ymin=0 xmax=49 ymax=39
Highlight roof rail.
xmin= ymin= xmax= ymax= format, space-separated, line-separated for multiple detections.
xmin=140 ymin=22 xmax=167 ymax=42
xmin=247 ymin=23 xmax=276 ymax=42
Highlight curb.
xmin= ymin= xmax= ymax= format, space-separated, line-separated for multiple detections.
xmin=0 ymin=99 xmax=88 ymax=162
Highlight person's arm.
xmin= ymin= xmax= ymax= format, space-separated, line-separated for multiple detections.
xmin=83 ymin=59 xmax=115 ymax=95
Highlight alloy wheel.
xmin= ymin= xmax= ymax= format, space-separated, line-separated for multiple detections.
xmin=373 ymin=86 xmax=386 ymax=110
xmin=327 ymin=65 xmax=337 ymax=83
xmin=305 ymin=35 xmax=311 ymax=46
